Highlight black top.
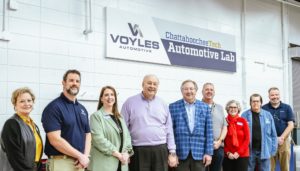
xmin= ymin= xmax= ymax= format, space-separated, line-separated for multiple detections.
xmin=110 ymin=115 xmax=123 ymax=152
xmin=252 ymin=112 xmax=262 ymax=151
xmin=1 ymin=114 xmax=42 ymax=171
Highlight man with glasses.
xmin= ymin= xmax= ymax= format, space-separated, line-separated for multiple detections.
xmin=202 ymin=83 xmax=228 ymax=171
xmin=169 ymin=80 xmax=213 ymax=171
xmin=242 ymin=94 xmax=277 ymax=171
xmin=262 ymin=87 xmax=294 ymax=171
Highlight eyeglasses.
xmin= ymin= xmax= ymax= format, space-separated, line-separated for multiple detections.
xmin=229 ymin=106 xmax=238 ymax=109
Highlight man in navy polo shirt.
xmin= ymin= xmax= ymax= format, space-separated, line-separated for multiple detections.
xmin=262 ymin=87 xmax=294 ymax=171
xmin=42 ymin=69 xmax=91 ymax=171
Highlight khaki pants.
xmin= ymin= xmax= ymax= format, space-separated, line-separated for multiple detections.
xmin=271 ymin=138 xmax=290 ymax=171
xmin=46 ymin=157 xmax=84 ymax=171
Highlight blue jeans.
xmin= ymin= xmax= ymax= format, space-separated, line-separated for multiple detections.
xmin=206 ymin=147 xmax=224 ymax=171
xmin=248 ymin=150 xmax=270 ymax=171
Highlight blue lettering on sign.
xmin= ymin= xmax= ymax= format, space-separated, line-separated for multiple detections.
xmin=110 ymin=34 xmax=159 ymax=49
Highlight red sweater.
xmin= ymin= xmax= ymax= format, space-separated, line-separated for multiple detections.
xmin=224 ymin=116 xmax=250 ymax=157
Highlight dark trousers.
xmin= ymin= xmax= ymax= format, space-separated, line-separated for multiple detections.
xmin=206 ymin=147 xmax=224 ymax=171
xmin=129 ymin=144 xmax=168 ymax=171
xmin=175 ymin=152 xmax=205 ymax=171
xmin=223 ymin=157 xmax=249 ymax=171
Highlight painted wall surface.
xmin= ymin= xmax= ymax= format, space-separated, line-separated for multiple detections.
xmin=0 ymin=0 xmax=299 ymax=147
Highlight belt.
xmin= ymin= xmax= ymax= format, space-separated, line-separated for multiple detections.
xmin=50 ymin=155 xmax=72 ymax=159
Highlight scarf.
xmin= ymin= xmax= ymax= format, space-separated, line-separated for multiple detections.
xmin=226 ymin=114 xmax=239 ymax=147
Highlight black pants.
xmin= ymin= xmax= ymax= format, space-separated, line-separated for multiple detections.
xmin=129 ymin=144 xmax=168 ymax=171
xmin=222 ymin=157 xmax=249 ymax=171
xmin=175 ymin=152 xmax=205 ymax=171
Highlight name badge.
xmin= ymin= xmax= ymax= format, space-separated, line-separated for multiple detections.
xmin=104 ymin=115 xmax=111 ymax=119
xmin=265 ymin=119 xmax=270 ymax=124
xmin=237 ymin=122 xmax=243 ymax=126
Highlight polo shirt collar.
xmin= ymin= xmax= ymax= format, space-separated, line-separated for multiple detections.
xmin=267 ymin=101 xmax=282 ymax=109
xmin=60 ymin=93 xmax=78 ymax=105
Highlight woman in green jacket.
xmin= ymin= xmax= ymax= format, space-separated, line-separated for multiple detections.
xmin=89 ymin=86 xmax=133 ymax=171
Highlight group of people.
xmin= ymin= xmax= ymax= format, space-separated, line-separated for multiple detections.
xmin=0 ymin=69 xmax=294 ymax=171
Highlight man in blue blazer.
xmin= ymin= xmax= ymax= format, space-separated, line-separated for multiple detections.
xmin=169 ymin=80 xmax=214 ymax=171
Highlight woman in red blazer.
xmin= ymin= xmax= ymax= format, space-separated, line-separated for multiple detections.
xmin=223 ymin=100 xmax=250 ymax=171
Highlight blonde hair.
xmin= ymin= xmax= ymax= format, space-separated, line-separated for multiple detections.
xmin=11 ymin=87 xmax=35 ymax=106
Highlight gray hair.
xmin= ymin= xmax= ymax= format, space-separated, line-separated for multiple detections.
xmin=142 ymin=74 xmax=159 ymax=84
xmin=180 ymin=80 xmax=198 ymax=91
xmin=225 ymin=100 xmax=242 ymax=113
xmin=202 ymin=82 xmax=214 ymax=91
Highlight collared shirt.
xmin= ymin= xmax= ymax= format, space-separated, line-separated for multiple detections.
xmin=17 ymin=113 xmax=42 ymax=162
xmin=242 ymin=109 xmax=278 ymax=159
xmin=262 ymin=101 xmax=294 ymax=136
xmin=169 ymin=99 xmax=214 ymax=160
xmin=121 ymin=93 xmax=176 ymax=153
xmin=184 ymin=100 xmax=195 ymax=132
xmin=42 ymin=93 xmax=90 ymax=156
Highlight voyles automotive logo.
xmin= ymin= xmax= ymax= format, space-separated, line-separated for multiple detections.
xmin=128 ymin=23 xmax=143 ymax=37
xmin=109 ymin=23 xmax=159 ymax=52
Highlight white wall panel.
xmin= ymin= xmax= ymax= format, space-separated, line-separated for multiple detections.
xmin=39 ymin=84 xmax=62 ymax=100
xmin=8 ymin=34 xmax=39 ymax=52
xmin=9 ymin=18 xmax=40 ymax=36
xmin=39 ymin=69 xmax=65 ymax=84
xmin=93 ymin=5 xmax=105 ymax=20
xmin=69 ymin=14 xmax=85 ymax=29
xmin=0 ymin=82 xmax=7 ymax=98
xmin=0 ymin=65 xmax=7 ymax=82
xmin=41 ymin=8 xmax=70 ymax=27
xmin=69 ymin=43 xmax=94 ymax=58
xmin=7 ymin=66 xmax=39 ymax=83
xmin=7 ymin=49 xmax=39 ymax=67
xmin=0 ymin=48 xmax=7 ymax=64
xmin=40 ymin=38 xmax=69 ymax=55
xmin=70 ymin=0 xmax=85 ymax=16
xmin=17 ymin=0 xmax=41 ymax=6
xmin=0 ymin=98 xmax=7 ymax=114
xmin=68 ymin=57 xmax=95 ymax=72
xmin=41 ymin=23 xmax=70 ymax=41
xmin=40 ymin=53 xmax=69 ymax=69
xmin=9 ymin=3 xmax=41 ymax=21
xmin=41 ymin=0 xmax=70 ymax=13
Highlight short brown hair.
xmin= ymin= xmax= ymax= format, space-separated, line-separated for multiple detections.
xmin=11 ymin=87 xmax=35 ymax=106
xmin=63 ymin=69 xmax=81 ymax=81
